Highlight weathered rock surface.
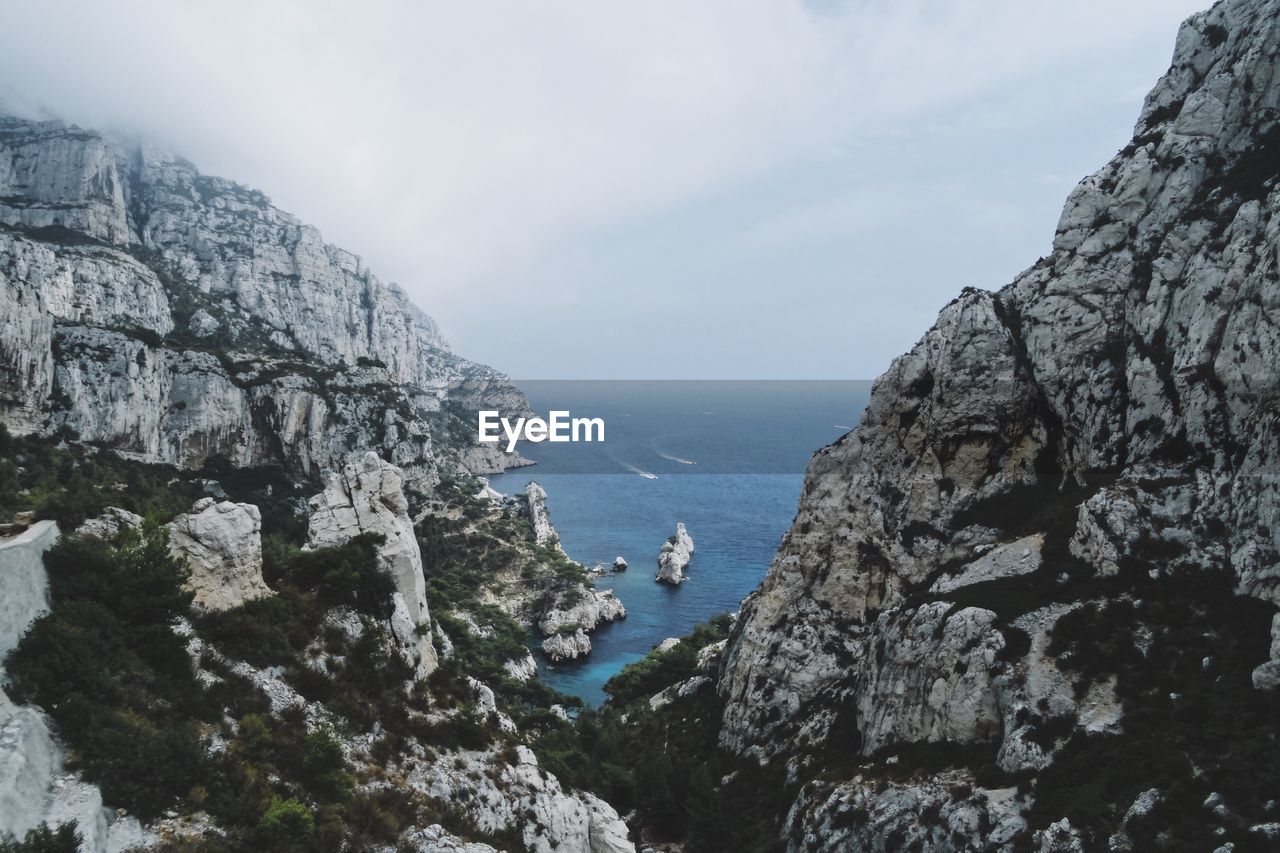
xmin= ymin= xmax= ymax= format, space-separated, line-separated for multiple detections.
xmin=613 ymin=556 xmax=628 ymax=571
xmin=0 ymin=114 xmax=527 ymax=493
xmin=400 ymin=743 xmax=634 ymax=853
xmin=655 ymin=522 xmax=693 ymax=585
xmin=168 ymin=498 xmax=271 ymax=611
xmin=524 ymin=482 xmax=563 ymax=551
xmin=542 ymin=628 xmax=592 ymax=663
xmin=0 ymin=521 xmax=146 ymax=851
xmin=306 ymin=452 xmax=437 ymax=678
xmin=537 ymin=588 xmax=626 ymax=637
xmin=713 ymin=1 xmax=1280 ymax=847
xmin=74 ymin=506 xmax=143 ymax=540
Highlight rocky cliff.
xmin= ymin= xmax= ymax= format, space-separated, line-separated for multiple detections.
xmin=0 ymin=115 xmax=528 ymax=495
xmin=714 ymin=0 xmax=1280 ymax=847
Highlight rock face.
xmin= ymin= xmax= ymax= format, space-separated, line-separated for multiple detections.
xmin=713 ymin=0 xmax=1280 ymax=847
xmin=306 ymin=452 xmax=437 ymax=678
xmin=0 ymin=521 xmax=145 ymax=852
xmin=0 ymin=114 xmax=527 ymax=493
xmin=168 ymin=498 xmax=271 ymax=611
xmin=655 ymin=522 xmax=693 ymax=585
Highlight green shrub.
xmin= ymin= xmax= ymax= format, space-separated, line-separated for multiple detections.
xmin=256 ymin=797 xmax=314 ymax=850
xmin=0 ymin=823 xmax=81 ymax=853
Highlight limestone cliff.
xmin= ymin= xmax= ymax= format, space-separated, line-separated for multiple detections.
xmin=715 ymin=0 xmax=1280 ymax=847
xmin=0 ymin=115 xmax=528 ymax=494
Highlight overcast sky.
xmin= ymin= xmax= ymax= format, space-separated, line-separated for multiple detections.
xmin=0 ymin=1 xmax=1205 ymax=378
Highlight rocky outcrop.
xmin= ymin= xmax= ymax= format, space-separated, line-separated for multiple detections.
xmin=400 ymin=744 xmax=633 ymax=853
xmin=524 ymin=482 xmax=563 ymax=551
xmin=655 ymin=523 xmax=693 ymax=585
xmin=0 ymin=114 xmax=527 ymax=493
xmin=74 ymin=506 xmax=142 ymax=540
xmin=612 ymin=556 xmax=627 ymax=572
xmin=714 ymin=0 xmax=1280 ymax=847
xmin=537 ymin=589 xmax=626 ymax=637
xmin=167 ymin=498 xmax=271 ymax=611
xmin=306 ymin=452 xmax=437 ymax=679
xmin=534 ymin=589 xmax=625 ymax=662
xmin=542 ymin=629 xmax=592 ymax=663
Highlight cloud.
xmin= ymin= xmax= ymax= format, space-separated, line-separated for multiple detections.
xmin=0 ymin=0 xmax=1206 ymax=376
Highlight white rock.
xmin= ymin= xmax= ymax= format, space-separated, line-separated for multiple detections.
xmin=74 ymin=507 xmax=143 ymax=540
xmin=168 ymin=498 xmax=272 ymax=611
xmin=306 ymin=453 xmax=437 ymax=678
xmin=655 ymin=523 xmax=694 ymax=585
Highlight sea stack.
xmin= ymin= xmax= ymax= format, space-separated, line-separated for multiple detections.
xmin=655 ymin=523 xmax=694 ymax=585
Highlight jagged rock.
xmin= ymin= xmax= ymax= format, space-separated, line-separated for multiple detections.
xmin=649 ymin=675 xmax=711 ymax=711
xmin=401 ymin=742 xmax=635 ymax=853
xmin=786 ymin=769 xmax=1028 ymax=852
xmin=503 ymin=652 xmax=538 ymax=682
xmin=696 ymin=639 xmax=726 ymax=672
xmin=929 ymin=533 xmax=1044 ymax=593
xmin=524 ymin=482 xmax=563 ymax=551
xmin=712 ymin=2 xmax=1280 ymax=847
xmin=400 ymin=823 xmax=499 ymax=853
xmin=613 ymin=556 xmax=628 ymax=571
xmin=74 ymin=507 xmax=143 ymax=540
xmin=542 ymin=629 xmax=592 ymax=662
xmin=168 ymin=498 xmax=271 ymax=612
xmin=306 ymin=453 xmax=437 ymax=678
xmin=537 ymin=589 xmax=626 ymax=637
xmin=655 ymin=523 xmax=693 ymax=585
xmin=0 ymin=114 xmax=528 ymax=490
xmin=1035 ymin=818 xmax=1085 ymax=852
xmin=656 ymin=637 xmax=681 ymax=653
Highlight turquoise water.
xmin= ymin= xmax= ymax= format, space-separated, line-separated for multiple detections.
xmin=487 ymin=381 xmax=870 ymax=705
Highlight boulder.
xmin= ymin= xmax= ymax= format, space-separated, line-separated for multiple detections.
xmin=612 ymin=556 xmax=628 ymax=572
xmin=168 ymin=499 xmax=271 ymax=611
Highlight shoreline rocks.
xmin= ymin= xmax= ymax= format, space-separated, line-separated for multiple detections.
xmin=655 ymin=523 xmax=694 ymax=585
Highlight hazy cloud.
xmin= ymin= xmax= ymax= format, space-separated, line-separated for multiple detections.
xmin=0 ymin=0 xmax=1206 ymax=377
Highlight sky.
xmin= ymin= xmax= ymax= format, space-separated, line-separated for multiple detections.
xmin=0 ymin=1 xmax=1207 ymax=379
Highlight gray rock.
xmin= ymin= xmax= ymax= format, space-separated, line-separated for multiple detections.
xmin=168 ymin=498 xmax=272 ymax=612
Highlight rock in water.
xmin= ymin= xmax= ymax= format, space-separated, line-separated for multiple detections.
xmin=655 ymin=522 xmax=694 ymax=585
xmin=306 ymin=452 xmax=437 ymax=678
xmin=612 ymin=555 xmax=628 ymax=571
xmin=542 ymin=628 xmax=592 ymax=663
xmin=168 ymin=499 xmax=272 ymax=611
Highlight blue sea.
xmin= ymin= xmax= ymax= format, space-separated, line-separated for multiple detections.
xmin=487 ymin=380 xmax=870 ymax=705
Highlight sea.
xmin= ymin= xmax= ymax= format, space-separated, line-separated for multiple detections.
xmin=486 ymin=380 xmax=871 ymax=705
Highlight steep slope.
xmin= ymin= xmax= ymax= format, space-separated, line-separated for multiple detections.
xmin=0 ymin=116 xmax=527 ymax=495
xmin=714 ymin=0 xmax=1280 ymax=847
